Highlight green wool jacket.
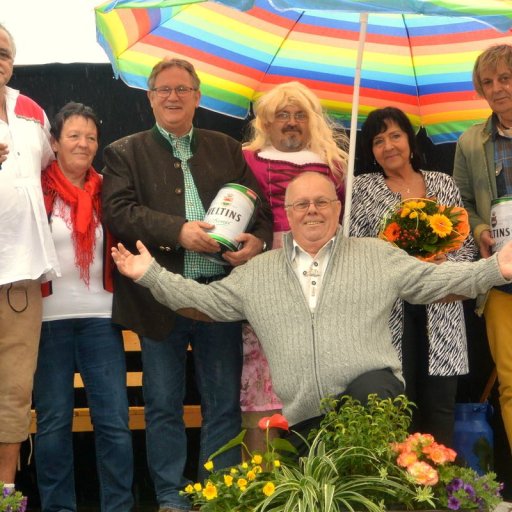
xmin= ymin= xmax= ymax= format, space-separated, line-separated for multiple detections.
xmin=453 ymin=115 xmax=501 ymax=313
xmin=453 ymin=115 xmax=497 ymax=246
xmin=138 ymin=230 xmax=508 ymax=426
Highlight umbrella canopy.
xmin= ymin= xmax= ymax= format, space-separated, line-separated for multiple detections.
xmin=95 ymin=0 xmax=512 ymax=144
xmin=232 ymin=0 xmax=512 ymax=29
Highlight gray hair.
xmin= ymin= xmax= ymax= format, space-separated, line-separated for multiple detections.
xmin=0 ymin=23 xmax=16 ymax=58
xmin=147 ymin=57 xmax=200 ymax=90
xmin=473 ymin=44 xmax=512 ymax=96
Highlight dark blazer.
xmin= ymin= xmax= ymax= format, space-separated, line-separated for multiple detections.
xmin=102 ymin=126 xmax=273 ymax=339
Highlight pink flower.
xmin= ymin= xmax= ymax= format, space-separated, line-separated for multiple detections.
xmin=423 ymin=442 xmax=457 ymax=465
xmin=397 ymin=450 xmax=418 ymax=467
xmin=407 ymin=461 xmax=439 ymax=486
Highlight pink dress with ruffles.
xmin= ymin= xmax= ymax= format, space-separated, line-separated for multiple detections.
xmin=241 ymin=148 xmax=342 ymax=411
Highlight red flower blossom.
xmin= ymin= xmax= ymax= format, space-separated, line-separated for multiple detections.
xmin=258 ymin=414 xmax=289 ymax=431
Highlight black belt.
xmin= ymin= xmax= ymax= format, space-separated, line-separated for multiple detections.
xmin=195 ymin=275 xmax=225 ymax=285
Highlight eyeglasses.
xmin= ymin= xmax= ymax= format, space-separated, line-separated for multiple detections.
xmin=274 ymin=111 xmax=308 ymax=123
xmin=151 ymin=86 xmax=197 ymax=98
xmin=285 ymin=198 xmax=339 ymax=211
xmin=0 ymin=49 xmax=13 ymax=61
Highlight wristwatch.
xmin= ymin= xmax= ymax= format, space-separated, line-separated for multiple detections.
xmin=262 ymin=241 xmax=268 ymax=252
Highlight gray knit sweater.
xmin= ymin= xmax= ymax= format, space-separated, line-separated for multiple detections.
xmin=138 ymin=231 xmax=507 ymax=426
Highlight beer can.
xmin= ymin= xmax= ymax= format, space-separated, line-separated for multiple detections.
xmin=490 ymin=196 xmax=512 ymax=253
xmin=202 ymin=183 xmax=260 ymax=265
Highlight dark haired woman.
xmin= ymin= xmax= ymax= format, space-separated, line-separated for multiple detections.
xmin=349 ymin=106 xmax=477 ymax=447
xmin=33 ymin=102 xmax=133 ymax=512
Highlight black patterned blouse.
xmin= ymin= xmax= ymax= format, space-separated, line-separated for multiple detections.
xmin=349 ymin=170 xmax=477 ymax=376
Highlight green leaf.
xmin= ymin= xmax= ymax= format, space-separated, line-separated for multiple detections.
xmin=271 ymin=437 xmax=298 ymax=454
xmin=208 ymin=430 xmax=247 ymax=461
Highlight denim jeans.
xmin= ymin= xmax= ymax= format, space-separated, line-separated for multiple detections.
xmin=33 ymin=318 xmax=134 ymax=512
xmin=141 ymin=316 xmax=242 ymax=510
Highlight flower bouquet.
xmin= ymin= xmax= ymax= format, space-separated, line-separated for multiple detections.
xmin=379 ymin=198 xmax=470 ymax=261
xmin=0 ymin=484 xmax=27 ymax=512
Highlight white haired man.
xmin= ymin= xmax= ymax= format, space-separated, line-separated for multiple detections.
xmin=111 ymin=172 xmax=512 ymax=455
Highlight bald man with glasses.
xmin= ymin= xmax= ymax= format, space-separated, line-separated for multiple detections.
xmin=111 ymin=171 xmax=512 ymax=456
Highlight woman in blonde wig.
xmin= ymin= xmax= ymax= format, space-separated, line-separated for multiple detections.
xmin=241 ymin=81 xmax=348 ymax=451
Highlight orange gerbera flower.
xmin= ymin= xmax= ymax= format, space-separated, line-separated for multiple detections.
xmin=382 ymin=221 xmax=401 ymax=242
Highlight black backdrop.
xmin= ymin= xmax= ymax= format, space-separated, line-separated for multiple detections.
xmin=10 ymin=62 xmax=457 ymax=173
xmin=9 ymin=62 xmax=511 ymax=508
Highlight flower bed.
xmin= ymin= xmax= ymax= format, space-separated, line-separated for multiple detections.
xmin=183 ymin=396 xmax=503 ymax=511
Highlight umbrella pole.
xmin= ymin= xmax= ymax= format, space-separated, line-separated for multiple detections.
xmin=342 ymin=12 xmax=368 ymax=237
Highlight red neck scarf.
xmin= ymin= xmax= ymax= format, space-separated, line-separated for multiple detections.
xmin=42 ymin=160 xmax=102 ymax=286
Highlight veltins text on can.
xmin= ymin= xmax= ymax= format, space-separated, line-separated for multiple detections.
xmin=490 ymin=196 xmax=512 ymax=253
xmin=202 ymin=183 xmax=259 ymax=264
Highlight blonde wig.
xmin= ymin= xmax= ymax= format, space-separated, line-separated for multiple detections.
xmin=244 ymin=81 xmax=348 ymax=183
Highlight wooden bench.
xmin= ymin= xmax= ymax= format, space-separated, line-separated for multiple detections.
xmin=29 ymin=330 xmax=202 ymax=433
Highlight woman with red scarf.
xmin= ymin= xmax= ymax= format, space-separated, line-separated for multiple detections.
xmin=33 ymin=103 xmax=134 ymax=512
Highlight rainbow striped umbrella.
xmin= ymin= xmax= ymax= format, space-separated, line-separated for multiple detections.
xmin=95 ymin=0 xmax=512 ymax=144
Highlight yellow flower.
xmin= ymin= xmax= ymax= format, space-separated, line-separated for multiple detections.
xmin=184 ymin=484 xmax=194 ymax=493
xmin=193 ymin=483 xmax=202 ymax=491
xmin=273 ymin=460 xmax=281 ymax=468
xmin=204 ymin=460 xmax=214 ymax=471
xmin=253 ymin=465 xmax=263 ymax=474
xmin=247 ymin=470 xmax=256 ymax=481
xmin=429 ymin=213 xmax=453 ymax=238
xmin=202 ymin=482 xmax=218 ymax=501
xmin=237 ymin=478 xmax=248 ymax=491
xmin=417 ymin=201 xmax=426 ymax=208
xmin=230 ymin=467 xmax=239 ymax=475
xmin=263 ymin=482 xmax=275 ymax=497
xmin=241 ymin=462 xmax=248 ymax=469
xmin=400 ymin=207 xmax=411 ymax=218
xmin=251 ymin=454 xmax=263 ymax=465
xmin=409 ymin=211 xmax=418 ymax=219
xmin=420 ymin=212 xmax=428 ymax=220
xmin=223 ymin=474 xmax=233 ymax=487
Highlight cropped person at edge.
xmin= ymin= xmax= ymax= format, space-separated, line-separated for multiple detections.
xmin=453 ymin=43 xmax=512 ymax=455
xmin=0 ymin=23 xmax=60 ymax=489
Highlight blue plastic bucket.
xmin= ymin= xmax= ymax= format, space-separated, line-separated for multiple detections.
xmin=453 ymin=402 xmax=493 ymax=474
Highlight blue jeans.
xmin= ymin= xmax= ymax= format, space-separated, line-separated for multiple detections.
xmin=141 ymin=316 xmax=242 ymax=510
xmin=33 ymin=318 xmax=134 ymax=512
